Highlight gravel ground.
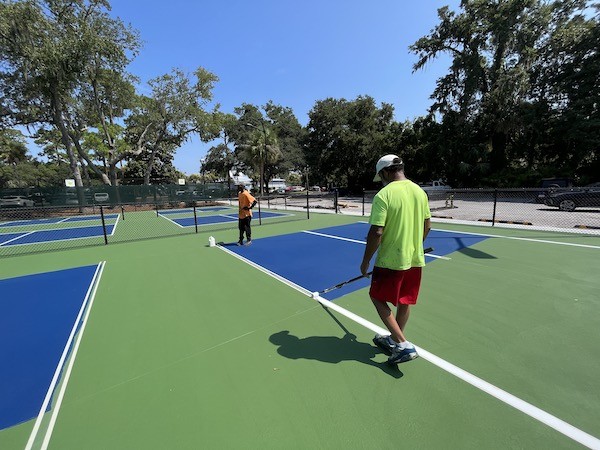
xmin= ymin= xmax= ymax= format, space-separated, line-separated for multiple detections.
xmin=261 ymin=194 xmax=600 ymax=235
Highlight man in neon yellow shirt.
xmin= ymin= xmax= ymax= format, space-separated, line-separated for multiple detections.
xmin=360 ymin=155 xmax=431 ymax=364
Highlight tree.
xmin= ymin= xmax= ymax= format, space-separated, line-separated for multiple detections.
xmin=82 ymin=68 xmax=139 ymax=186
xmin=409 ymin=0 xmax=597 ymax=185
xmin=264 ymin=101 xmax=306 ymax=175
xmin=0 ymin=0 xmax=141 ymax=195
xmin=0 ymin=128 xmax=27 ymax=165
xmin=238 ymin=124 xmax=281 ymax=195
xmin=201 ymin=112 xmax=238 ymax=189
xmin=125 ymin=68 xmax=219 ymax=185
xmin=530 ymin=2 xmax=600 ymax=183
xmin=233 ymin=104 xmax=283 ymax=194
xmin=305 ymin=96 xmax=397 ymax=191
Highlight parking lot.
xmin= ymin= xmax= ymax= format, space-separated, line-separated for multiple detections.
xmin=266 ymin=193 xmax=600 ymax=234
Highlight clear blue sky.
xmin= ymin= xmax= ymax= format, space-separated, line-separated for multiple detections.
xmin=105 ymin=0 xmax=460 ymax=175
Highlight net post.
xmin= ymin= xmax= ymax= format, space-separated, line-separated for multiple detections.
xmin=362 ymin=189 xmax=365 ymax=216
xmin=121 ymin=205 xmax=125 ymax=221
xmin=193 ymin=204 xmax=198 ymax=233
xmin=257 ymin=196 xmax=262 ymax=225
xmin=100 ymin=205 xmax=108 ymax=245
xmin=334 ymin=189 xmax=339 ymax=214
xmin=306 ymin=188 xmax=310 ymax=219
xmin=492 ymin=189 xmax=498 ymax=226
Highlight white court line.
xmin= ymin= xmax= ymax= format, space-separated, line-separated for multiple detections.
xmin=108 ymin=213 xmax=120 ymax=236
xmin=157 ymin=213 xmax=186 ymax=228
xmin=303 ymin=230 xmax=366 ymax=245
xmin=216 ymin=244 xmax=600 ymax=449
xmin=434 ymin=227 xmax=600 ymax=250
xmin=0 ymin=231 xmax=35 ymax=247
xmin=25 ymin=262 xmax=105 ymax=450
xmin=302 ymin=230 xmax=451 ymax=260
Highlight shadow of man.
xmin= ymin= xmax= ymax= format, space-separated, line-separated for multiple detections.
xmin=269 ymin=330 xmax=403 ymax=379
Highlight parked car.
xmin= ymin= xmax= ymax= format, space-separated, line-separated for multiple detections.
xmin=0 ymin=195 xmax=35 ymax=207
xmin=419 ymin=179 xmax=451 ymax=191
xmin=535 ymin=177 xmax=575 ymax=203
xmin=419 ymin=180 xmax=451 ymax=201
xmin=29 ymin=192 xmax=49 ymax=206
xmin=543 ymin=184 xmax=600 ymax=211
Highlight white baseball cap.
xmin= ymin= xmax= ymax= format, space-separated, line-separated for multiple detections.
xmin=373 ymin=154 xmax=403 ymax=181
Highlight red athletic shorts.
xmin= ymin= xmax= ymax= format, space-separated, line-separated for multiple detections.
xmin=369 ymin=266 xmax=422 ymax=306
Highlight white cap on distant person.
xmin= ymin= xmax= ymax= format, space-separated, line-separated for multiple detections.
xmin=373 ymin=154 xmax=403 ymax=181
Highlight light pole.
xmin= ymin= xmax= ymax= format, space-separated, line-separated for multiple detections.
xmin=245 ymin=122 xmax=267 ymax=196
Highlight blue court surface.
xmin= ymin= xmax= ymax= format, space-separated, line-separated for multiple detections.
xmin=224 ymin=222 xmax=488 ymax=300
xmin=158 ymin=207 xmax=230 ymax=215
xmin=0 ymin=214 xmax=118 ymax=228
xmin=0 ymin=224 xmax=116 ymax=247
xmin=0 ymin=265 xmax=100 ymax=430
xmin=162 ymin=210 xmax=291 ymax=227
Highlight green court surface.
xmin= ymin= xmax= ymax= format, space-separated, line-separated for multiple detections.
xmin=1 ymin=213 xmax=599 ymax=449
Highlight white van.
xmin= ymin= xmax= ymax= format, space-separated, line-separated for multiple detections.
xmin=269 ymin=178 xmax=287 ymax=193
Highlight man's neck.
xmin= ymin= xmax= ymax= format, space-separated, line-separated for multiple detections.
xmin=391 ymin=172 xmax=407 ymax=182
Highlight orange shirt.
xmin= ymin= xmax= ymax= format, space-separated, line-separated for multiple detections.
xmin=238 ymin=190 xmax=256 ymax=218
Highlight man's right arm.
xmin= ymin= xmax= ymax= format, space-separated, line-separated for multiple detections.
xmin=361 ymin=225 xmax=383 ymax=276
xmin=423 ymin=218 xmax=431 ymax=241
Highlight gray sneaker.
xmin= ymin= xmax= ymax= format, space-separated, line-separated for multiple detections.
xmin=388 ymin=345 xmax=419 ymax=364
xmin=373 ymin=334 xmax=397 ymax=356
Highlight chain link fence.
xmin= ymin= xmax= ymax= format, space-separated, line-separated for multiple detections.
xmin=0 ymin=197 xmax=308 ymax=257
xmin=1 ymin=186 xmax=598 ymax=257
xmin=265 ymin=187 xmax=599 ymax=233
xmin=0 ymin=183 xmax=234 ymax=208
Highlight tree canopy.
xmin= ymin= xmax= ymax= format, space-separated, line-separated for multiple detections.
xmin=1 ymin=0 xmax=598 ymax=190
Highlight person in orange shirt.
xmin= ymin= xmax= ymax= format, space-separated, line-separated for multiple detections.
xmin=237 ymin=184 xmax=257 ymax=246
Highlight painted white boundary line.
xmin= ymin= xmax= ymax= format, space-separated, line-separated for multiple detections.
xmin=303 ymin=230 xmax=366 ymax=245
xmin=39 ymin=261 xmax=106 ymax=450
xmin=216 ymin=244 xmax=600 ymax=449
xmin=434 ymin=227 xmax=600 ymax=250
xmin=157 ymin=213 xmax=186 ymax=229
xmin=24 ymin=262 xmax=106 ymax=450
xmin=0 ymin=231 xmax=35 ymax=247
xmin=302 ymin=230 xmax=451 ymax=260
xmin=108 ymin=214 xmax=120 ymax=236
